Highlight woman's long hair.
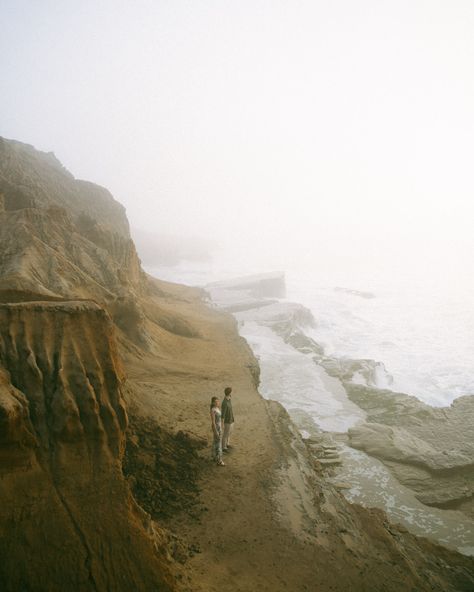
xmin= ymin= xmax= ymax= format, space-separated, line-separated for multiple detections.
xmin=210 ymin=396 xmax=219 ymax=410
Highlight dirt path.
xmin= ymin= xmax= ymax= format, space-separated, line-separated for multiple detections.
xmin=167 ymin=379 xmax=322 ymax=592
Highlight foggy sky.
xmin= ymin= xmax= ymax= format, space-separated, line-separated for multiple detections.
xmin=1 ymin=0 xmax=474 ymax=284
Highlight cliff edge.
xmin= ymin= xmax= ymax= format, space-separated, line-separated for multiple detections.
xmin=0 ymin=137 xmax=472 ymax=591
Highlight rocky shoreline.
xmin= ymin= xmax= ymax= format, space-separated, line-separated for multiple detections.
xmin=207 ymin=273 xmax=474 ymax=554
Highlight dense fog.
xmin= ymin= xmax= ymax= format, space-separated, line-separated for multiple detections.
xmin=2 ymin=0 xmax=473 ymax=288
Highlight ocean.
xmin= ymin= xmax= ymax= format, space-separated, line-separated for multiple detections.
xmin=286 ymin=270 xmax=474 ymax=406
xmin=149 ymin=261 xmax=474 ymax=407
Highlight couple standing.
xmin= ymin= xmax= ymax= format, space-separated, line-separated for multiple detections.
xmin=210 ymin=387 xmax=234 ymax=466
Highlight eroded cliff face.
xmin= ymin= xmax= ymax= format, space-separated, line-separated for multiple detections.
xmin=0 ymin=137 xmax=130 ymax=237
xmin=0 ymin=301 xmax=173 ymax=591
xmin=0 ymin=206 xmax=145 ymax=301
xmin=0 ymin=136 xmax=152 ymax=349
xmin=0 ymin=141 xmax=151 ymax=344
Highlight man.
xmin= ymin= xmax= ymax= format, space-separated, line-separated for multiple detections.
xmin=221 ymin=386 xmax=234 ymax=452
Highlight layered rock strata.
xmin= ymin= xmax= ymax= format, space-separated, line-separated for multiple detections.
xmin=0 ymin=206 xmax=144 ymax=301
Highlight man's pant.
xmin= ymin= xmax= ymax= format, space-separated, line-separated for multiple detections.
xmin=222 ymin=422 xmax=233 ymax=449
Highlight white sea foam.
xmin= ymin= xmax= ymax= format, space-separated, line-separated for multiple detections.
xmin=237 ymin=320 xmax=366 ymax=432
xmin=286 ymin=270 xmax=474 ymax=406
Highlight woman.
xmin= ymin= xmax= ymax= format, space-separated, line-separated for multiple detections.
xmin=210 ymin=396 xmax=225 ymax=466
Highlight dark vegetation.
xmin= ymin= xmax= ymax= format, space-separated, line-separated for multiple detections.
xmin=123 ymin=414 xmax=206 ymax=520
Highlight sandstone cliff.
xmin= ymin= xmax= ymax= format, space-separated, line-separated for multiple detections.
xmin=0 ymin=301 xmax=173 ymax=591
xmin=0 ymin=137 xmax=175 ymax=591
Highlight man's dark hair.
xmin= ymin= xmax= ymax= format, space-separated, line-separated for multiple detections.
xmin=224 ymin=387 xmax=232 ymax=396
